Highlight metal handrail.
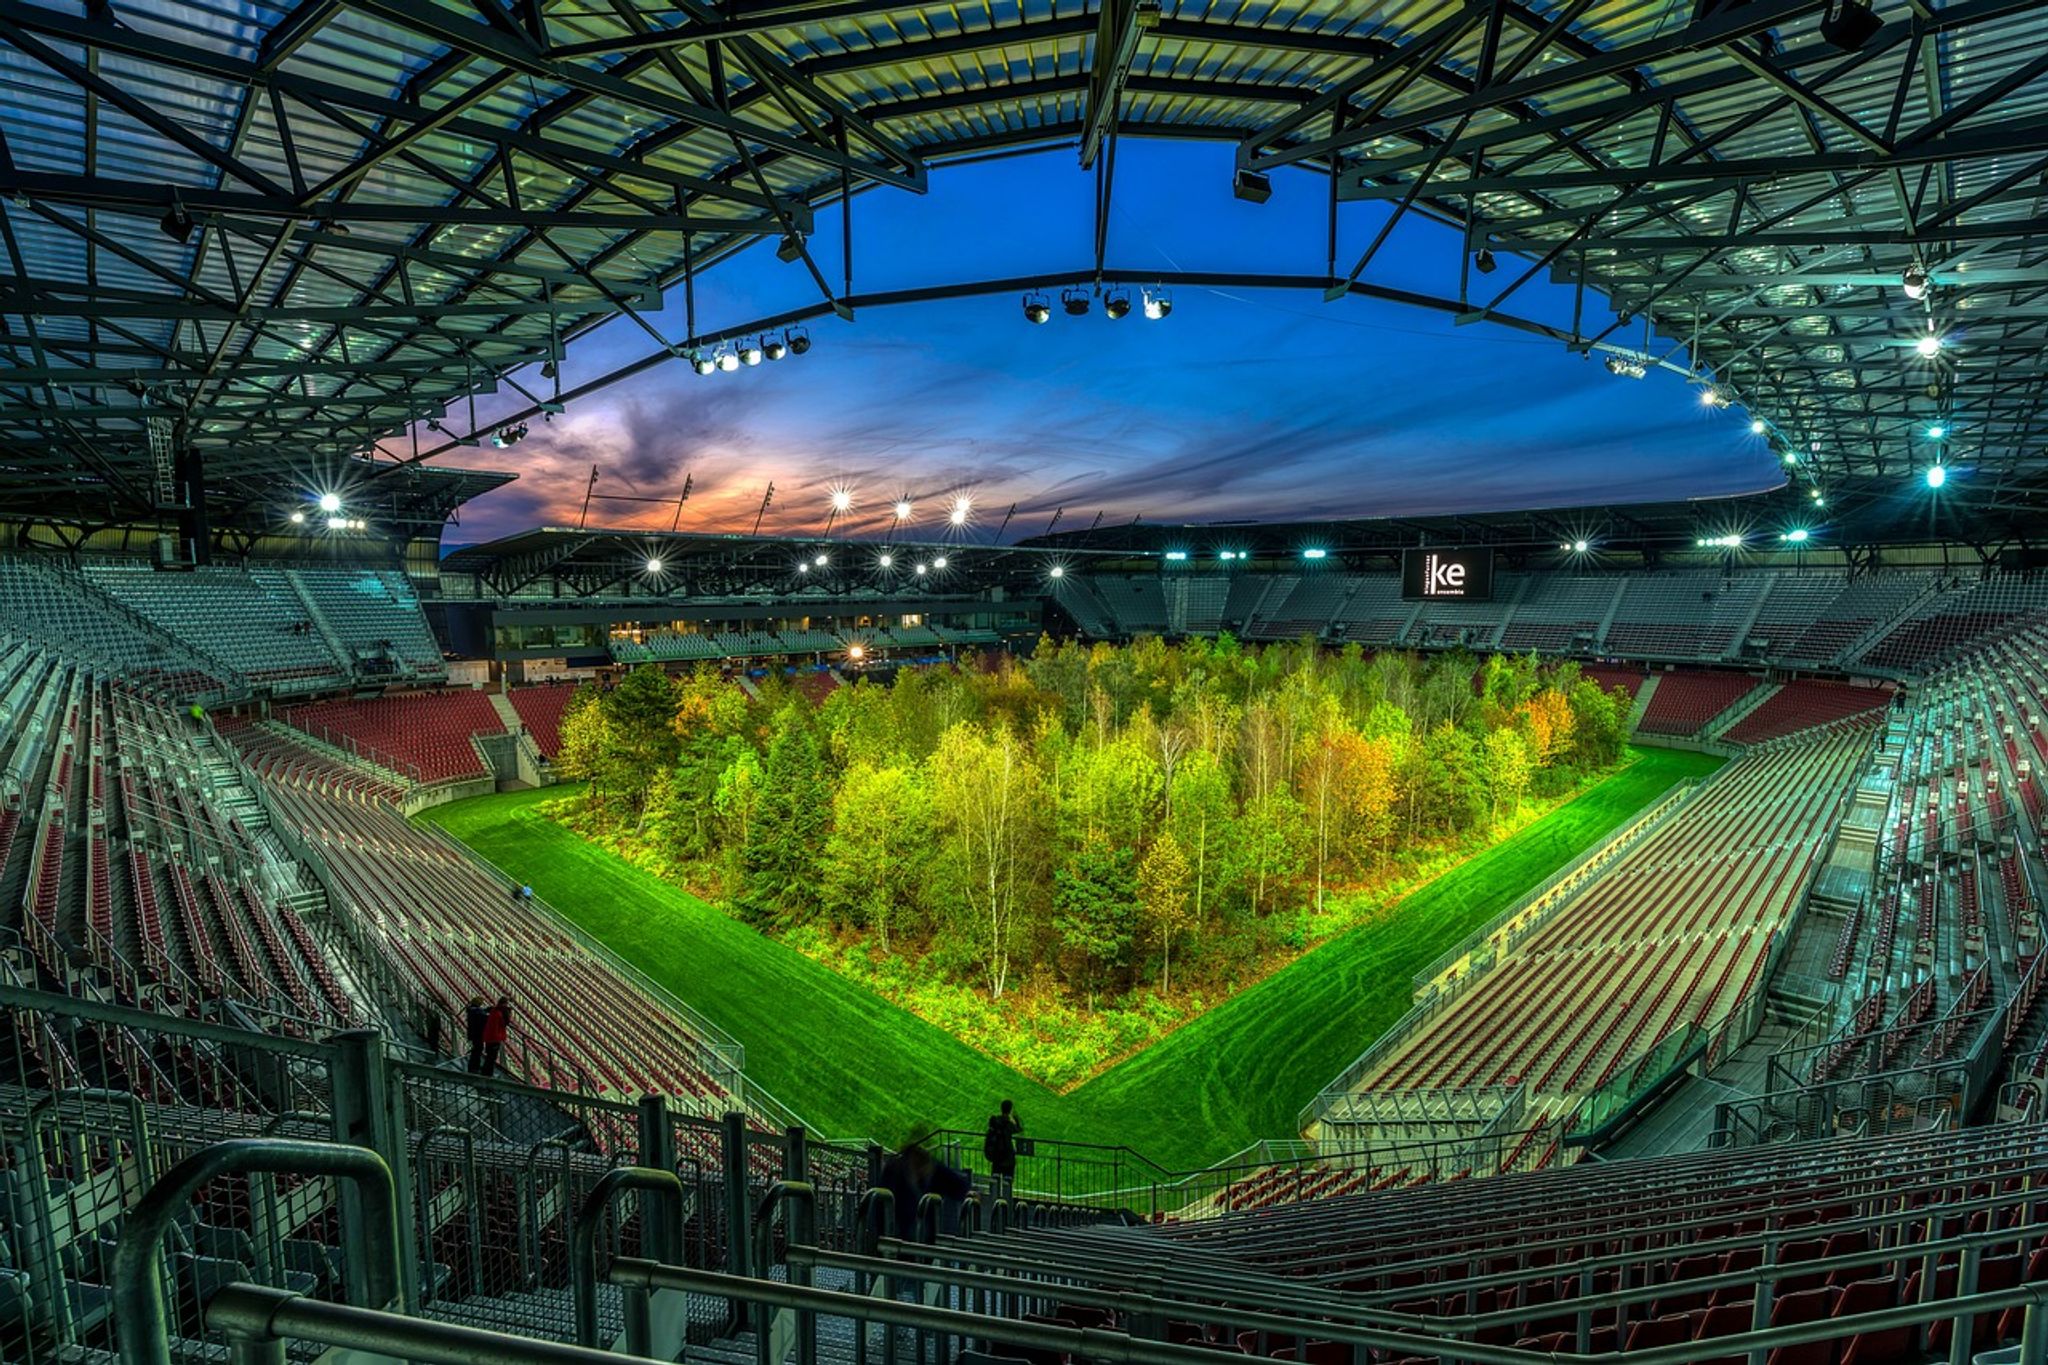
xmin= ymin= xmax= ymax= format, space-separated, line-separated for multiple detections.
xmin=113 ymin=1138 xmax=403 ymax=1365
xmin=571 ymin=1165 xmax=687 ymax=1349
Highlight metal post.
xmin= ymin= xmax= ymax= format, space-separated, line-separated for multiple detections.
xmin=1950 ymin=1244 xmax=1981 ymax=1365
xmin=2020 ymin=1299 xmax=2048 ymax=1365
xmin=113 ymin=1138 xmax=401 ymax=1365
xmin=785 ymin=1124 xmax=808 ymax=1184
xmin=329 ymin=1028 xmax=419 ymax=1311
xmin=723 ymin=1111 xmax=753 ymax=1301
xmin=639 ymin=1096 xmax=680 ymax=1264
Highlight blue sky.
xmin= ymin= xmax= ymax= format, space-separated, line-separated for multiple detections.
xmin=432 ymin=140 xmax=1787 ymax=545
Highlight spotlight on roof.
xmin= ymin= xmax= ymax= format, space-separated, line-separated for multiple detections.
xmin=1164 ymin=550 xmax=1188 ymax=561
xmin=740 ymin=340 xmax=764 ymax=366
xmin=1302 ymin=548 xmax=1328 ymax=560
xmin=914 ymin=562 xmax=928 ymax=576
xmin=1048 ymin=565 xmax=1065 ymax=579
xmin=948 ymin=496 xmax=971 ymax=526
xmin=814 ymin=552 xmax=830 ymax=567
xmin=1700 ymin=387 xmax=1731 ymax=409
xmin=540 ymin=360 xmax=558 ymax=380
xmin=1925 ymin=463 xmax=1947 ymax=489
xmin=830 ymin=489 xmax=853 ymax=513
xmin=1572 ymin=539 xmax=1590 ymax=554
xmin=692 ymin=353 xmax=718 ymax=376
xmin=1821 ymin=0 xmax=1882 ymax=52
xmin=288 ymin=511 xmax=305 ymax=525
xmin=1061 ymin=287 xmax=1091 ymax=317
xmin=1143 ymin=287 xmax=1172 ymax=320
xmin=1914 ymin=332 xmax=1943 ymax=358
xmin=645 ymin=556 xmax=664 ymax=574
xmin=1750 ymin=419 xmax=1767 ymax=435
xmin=848 ymin=643 xmax=865 ymax=661
xmin=1022 ymin=293 xmax=1052 ymax=325
xmin=893 ymin=499 xmax=913 ymax=521
xmin=1927 ymin=423 xmax=1948 ymax=440
xmin=1781 ymin=449 xmax=1799 ymax=465
xmin=317 ymin=492 xmax=342 ymax=513
xmin=1811 ymin=489 xmax=1826 ymax=504
xmin=1783 ymin=528 xmax=1810 ymax=543
xmin=933 ymin=555 xmax=949 ymax=569
xmin=1902 ymin=265 xmax=1929 ymax=301
xmin=786 ymin=327 xmax=811 ymax=355
xmin=1104 ymin=289 xmax=1132 ymax=321
xmin=715 ymin=348 xmax=740 ymax=372
xmin=775 ymin=232 xmax=806 ymax=263
xmin=159 ymin=201 xmax=194 ymax=243
xmin=1232 ymin=168 xmax=1272 ymax=204
xmin=877 ymin=553 xmax=894 ymax=568
xmin=326 ymin=515 xmax=347 ymax=531
xmin=1604 ymin=355 xmax=1647 ymax=379
xmin=1473 ymin=248 xmax=1497 ymax=274
xmin=763 ymin=336 xmax=789 ymax=361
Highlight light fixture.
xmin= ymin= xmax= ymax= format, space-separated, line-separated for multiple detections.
xmin=1914 ymin=332 xmax=1943 ymax=358
xmin=288 ymin=511 xmax=305 ymax=525
xmin=1232 ymin=168 xmax=1272 ymax=204
xmin=948 ymin=496 xmax=971 ymax=526
xmin=848 ymin=643 xmax=865 ymax=661
xmin=764 ymin=336 xmax=789 ymax=361
xmin=1700 ymin=387 xmax=1731 ymax=409
xmin=740 ymin=340 xmax=764 ymax=366
xmin=645 ymin=556 xmax=664 ymax=574
xmin=1572 ymin=539 xmax=1590 ymax=553
xmin=830 ymin=489 xmax=853 ymax=513
xmin=1902 ymin=265 xmax=1929 ymax=301
xmin=1821 ymin=0 xmax=1881 ymax=52
xmin=1302 ymin=548 xmax=1328 ymax=560
xmin=914 ymin=563 xmax=928 ymax=576
xmin=878 ymin=553 xmax=894 ymax=568
xmin=786 ymin=328 xmax=811 ymax=356
xmin=1104 ymin=289 xmax=1132 ymax=321
xmin=1783 ymin=528 xmax=1810 ymax=544
xmin=540 ymin=360 xmax=558 ymax=380
xmin=814 ymin=552 xmax=829 ymax=566
xmin=1218 ymin=550 xmax=1237 ymax=561
xmin=893 ymin=499 xmax=913 ymax=521
xmin=317 ymin=492 xmax=342 ymax=513
xmin=1811 ymin=489 xmax=1826 ymax=503
xmin=326 ymin=515 xmax=347 ymax=531
xmin=1473 ymin=248 xmax=1497 ymax=274
xmin=1781 ymin=449 xmax=1799 ymax=465
xmin=1925 ymin=464 xmax=1947 ymax=489
xmin=1143 ymin=287 xmax=1172 ymax=320
xmin=775 ymin=232 xmax=806 ymax=263
xmin=159 ymin=197 xmax=194 ymax=243
xmin=716 ymin=348 xmax=740 ymax=372
xmin=1604 ymin=355 xmax=1647 ymax=379
xmin=692 ymin=353 xmax=717 ymax=376
xmin=1750 ymin=419 xmax=1767 ymax=435
xmin=798 ymin=562 xmax=809 ymax=574
xmin=1061 ymin=287 xmax=1091 ymax=317
xmin=933 ymin=555 xmax=948 ymax=569
xmin=1927 ymin=423 xmax=1948 ymax=440
xmin=1023 ymin=293 xmax=1051 ymax=325
xmin=1049 ymin=565 xmax=1065 ymax=579
xmin=1164 ymin=550 xmax=1188 ymax=561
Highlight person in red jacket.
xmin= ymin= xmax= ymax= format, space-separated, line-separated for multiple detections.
xmin=480 ymin=996 xmax=512 ymax=1077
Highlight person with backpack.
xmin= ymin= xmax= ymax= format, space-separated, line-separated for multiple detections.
xmin=463 ymin=997 xmax=489 ymax=1073
xmin=480 ymin=996 xmax=512 ymax=1077
xmin=982 ymin=1100 xmax=1023 ymax=1200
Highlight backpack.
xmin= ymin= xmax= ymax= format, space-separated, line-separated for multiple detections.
xmin=982 ymin=1123 xmax=1000 ymax=1162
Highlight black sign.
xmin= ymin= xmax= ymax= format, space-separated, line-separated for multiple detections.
xmin=1401 ymin=547 xmax=1494 ymax=601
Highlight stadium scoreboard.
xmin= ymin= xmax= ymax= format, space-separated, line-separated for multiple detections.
xmin=1401 ymin=547 xmax=1495 ymax=601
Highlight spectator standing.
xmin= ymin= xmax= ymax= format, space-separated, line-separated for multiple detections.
xmin=982 ymin=1100 xmax=1023 ymax=1199
xmin=877 ymin=1127 xmax=971 ymax=1242
xmin=463 ymin=997 xmax=489 ymax=1073
xmin=480 ymin=995 xmax=512 ymax=1077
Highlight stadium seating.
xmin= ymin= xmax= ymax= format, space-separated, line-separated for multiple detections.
xmin=1500 ymin=575 xmax=1620 ymax=653
xmin=1606 ymin=574 xmax=1768 ymax=660
xmin=83 ymin=563 xmax=348 ymax=693
xmin=1855 ymin=573 xmax=2048 ymax=672
xmin=257 ymin=566 xmax=445 ymax=677
xmin=281 ymin=690 xmax=505 ymax=784
xmin=506 ymin=683 xmax=580 ymax=759
xmin=1636 ymin=670 xmax=1760 ymax=737
xmin=1722 ymin=680 xmax=1889 ymax=745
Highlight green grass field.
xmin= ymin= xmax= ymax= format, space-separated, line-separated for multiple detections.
xmin=423 ymin=745 xmax=1720 ymax=1169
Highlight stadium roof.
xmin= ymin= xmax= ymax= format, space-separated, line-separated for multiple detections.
xmin=5 ymin=0 xmax=2048 ymax=531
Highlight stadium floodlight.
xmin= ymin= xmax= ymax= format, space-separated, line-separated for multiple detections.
xmin=1927 ymin=423 xmax=1948 ymax=440
xmin=1049 ymin=565 xmax=1066 ymax=579
xmin=1232 ymin=168 xmax=1272 ymax=203
xmin=159 ymin=199 xmax=194 ymax=244
xmin=692 ymin=353 xmax=717 ymax=376
xmin=1925 ymin=463 xmax=1947 ymax=489
xmin=878 ymin=553 xmax=894 ymax=568
xmin=775 ymin=232 xmax=806 ymax=263
xmin=1061 ymin=287 xmax=1091 ymax=317
xmin=764 ymin=336 xmax=789 ymax=361
xmin=797 ymin=562 xmax=809 ymax=574
xmin=914 ymin=563 xmax=928 ymax=576
xmin=1164 ymin=550 xmax=1188 ymax=561
xmin=645 ymin=557 xmax=663 ymax=574
xmin=1302 ymin=548 xmax=1328 ymax=560
xmin=1573 ymin=539 xmax=1590 ymax=553
xmin=893 ymin=499 xmax=913 ymax=522
xmin=1604 ymin=355 xmax=1647 ymax=379
xmin=1473 ymin=248 xmax=1497 ymax=274
xmin=288 ymin=511 xmax=305 ymax=525
xmin=1218 ymin=550 xmax=1237 ymax=561
xmin=1699 ymin=387 xmax=1730 ymax=408
xmin=1914 ymin=332 xmax=1943 ymax=358
xmin=1143 ymin=288 xmax=1172 ymax=320
xmin=317 ymin=492 xmax=342 ymax=513
xmin=948 ymin=496 xmax=972 ymax=526
xmin=1750 ymin=419 xmax=1767 ymax=435
xmin=1022 ymin=293 xmax=1052 ymax=324
xmin=1811 ymin=491 xmax=1826 ymax=505
xmin=1783 ymin=529 xmax=1810 ymax=544
xmin=1781 ymin=448 xmax=1799 ymax=465
xmin=787 ymin=329 xmax=812 ymax=356
xmin=326 ymin=515 xmax=347 ymax=531
xmin=1902 ymin=265 xmax=1929 ymax=300
xmin=848 ymin=643 xmax=865 ymax=661
xmin=830 ymin=489 xmax=853 ymax=514
xmin=716 ymin=349 xmax=740 ymax=372
xmin=814 ymin=552 xmax=829 ymax=566
xmin=1104 ymin=289 xmax=1132 ymax=320
xmin=933 ymin=555 xmax=949 ymax=569
xmin=740 ymin=340 xmax=764 ymax=366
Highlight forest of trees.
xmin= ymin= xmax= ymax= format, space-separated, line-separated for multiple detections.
xmin=553 ymin=637 xmax=1634 ymax=1011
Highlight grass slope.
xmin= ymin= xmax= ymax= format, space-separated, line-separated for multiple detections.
xmin=423 ymin=745 xmax=1720 ymax=1169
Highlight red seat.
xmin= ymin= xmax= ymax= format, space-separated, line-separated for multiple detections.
xmin=1623 ymin=1313 xmax=1694 ymax=1351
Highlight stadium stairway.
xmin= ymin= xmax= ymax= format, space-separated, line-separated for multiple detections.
xmin=1702 ymin=681 xmax=1782 ymax=744
xmin=1625 ymin=673 xmax=1659 ymax=734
